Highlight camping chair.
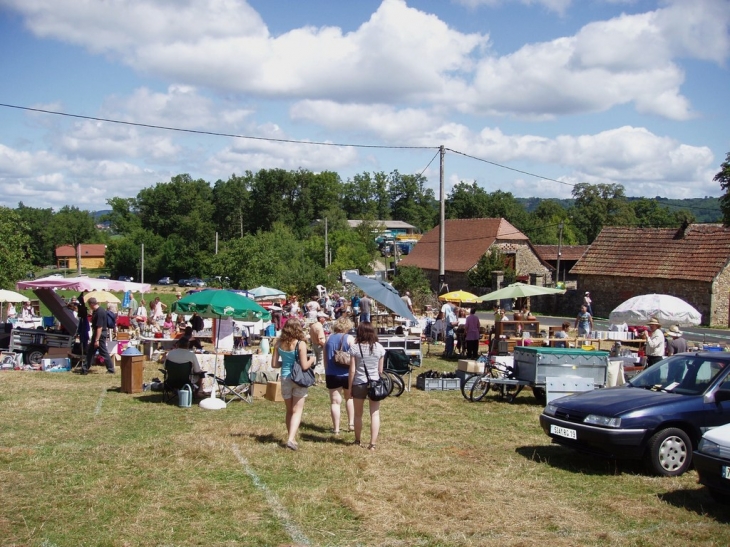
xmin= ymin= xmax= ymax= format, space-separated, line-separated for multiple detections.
xmin=159 ymin=360 xmax=194 ymax=404
xmin=116 ymin=315 xmax=130 ymax=332
xmin=208 ymin=354 xmax=253 ymax=405
xmin=384 ymin=349 xmax=414 ymax=392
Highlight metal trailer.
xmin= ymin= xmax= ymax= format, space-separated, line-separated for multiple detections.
xmin=486 ymin=346 xmax=609 ymax=405
xmin=10 ymin=328 xmax=74 ymax=365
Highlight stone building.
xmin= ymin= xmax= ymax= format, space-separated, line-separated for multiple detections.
xmin=398 ymin=218 xmax=551 ymax=294
xmin=532 ymin=245 xmax=589 ymax=285
xmin=570 ymin=224 xmax=730 ymax=327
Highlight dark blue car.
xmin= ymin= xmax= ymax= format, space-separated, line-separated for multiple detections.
xmin=540 ymin=352 xmax=730 ymax=476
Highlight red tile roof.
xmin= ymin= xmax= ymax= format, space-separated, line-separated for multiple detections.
xmin=570 ymin=224 xmax=730 ymax=282
xmin=533 ymin=245 xmax=589 ymax=262
xmin=398 ymin=218 xmax=528 ymax=272
xmin=56 ymin=244 xmax=107 ymax=258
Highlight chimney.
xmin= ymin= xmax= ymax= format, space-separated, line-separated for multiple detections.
xmin=673 ymin=220 xmax=690 ymax=240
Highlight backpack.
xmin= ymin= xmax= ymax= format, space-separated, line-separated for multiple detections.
xmin=106 ymin=310 xmax=117 ymax=329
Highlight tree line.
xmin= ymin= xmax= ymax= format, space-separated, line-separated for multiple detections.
xmin=2 ymin=162 xmax=724 ymax=295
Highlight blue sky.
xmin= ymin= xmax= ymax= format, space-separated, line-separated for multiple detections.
xmin=0 ymin=0 xmax=728 ymax=211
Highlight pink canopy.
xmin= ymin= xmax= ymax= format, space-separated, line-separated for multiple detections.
xmin=17 ymin=275 xmax=151 ymax=294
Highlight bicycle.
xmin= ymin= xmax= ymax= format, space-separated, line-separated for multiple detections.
xmin=465 ymin=354 xmax=518 ymax=402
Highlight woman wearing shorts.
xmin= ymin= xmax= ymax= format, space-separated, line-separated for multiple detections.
xmin=348 ymin=322 xmax=385 ymax=451
xmin=324 ymin=316 xmax=355 ymax=435
xmin=272 ymin=319 xmax=315 ymax=451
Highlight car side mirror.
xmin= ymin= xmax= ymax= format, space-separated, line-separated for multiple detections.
xmin=714 ymin=388 xmax=730 ymax=404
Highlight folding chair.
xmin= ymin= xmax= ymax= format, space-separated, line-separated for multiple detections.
xmin=384 ymin=349 xmax=414 ymax=392
xmin=209 ymin=354 xmax=253 ymax=405
xmin=159 ymin=360 xmax=193 ymax=404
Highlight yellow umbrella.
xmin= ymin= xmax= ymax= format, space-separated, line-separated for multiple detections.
xmin=438 ymin=290 xmax=479 ymax=304
xmin=84 ymin=290 xmax=121 ymax=304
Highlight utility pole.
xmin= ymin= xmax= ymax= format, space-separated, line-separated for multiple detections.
xmin=324 ymin=217 xmax=328 ymax=267
xmin=438 ymin=145 xmax=445 ymax=293
xmin=140 ymin=243 xmax=144 ymax=284
xmin=556 ymin=221 xmax=564 ymax=285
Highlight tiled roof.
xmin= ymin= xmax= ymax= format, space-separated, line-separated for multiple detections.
xmin=56 ymin=244 xmax=107 ymax=258
xmin=399 ymin=218 xmax=528 ymax=272
xmin=570 ymin=224 xmax=730 ymax=282
xmin=533 ymin=245 xmax=590 ymax=262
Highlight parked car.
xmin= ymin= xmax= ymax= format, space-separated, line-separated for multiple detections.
xmin=178 ymin=278 xmax=191 ymax=287
xmin=694 ymin=416 xmax=730 ymax=502
xmin=158 ymin=277 xmax=172 ymax=285
xmin=98 ymin=275 xmax=109 ymax=280
xmin=540 ymin=352 xmax=730 ymax=476
xmin=188 ymin=278 xmax=206 ymax=287
xmin=118 ymin=275 xmax=133 ymax=282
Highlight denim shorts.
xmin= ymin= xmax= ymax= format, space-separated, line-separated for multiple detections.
xmin=281 ymin=376 xmax=309 ymax=399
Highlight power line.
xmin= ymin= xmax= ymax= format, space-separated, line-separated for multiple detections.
xmin=0 ymin=102 xmax=434 ymax=151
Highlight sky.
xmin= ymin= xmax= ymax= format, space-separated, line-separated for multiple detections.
xmin=0 ymin=0 xmax=728 ymax=211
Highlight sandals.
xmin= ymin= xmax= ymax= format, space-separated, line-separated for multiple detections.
xmin=285 ymin=440 xmax=298 ymax=451
xmin=367 ymin=444 xmax=376 ymax=451
xmin=330 ymin=428 xmax=340 ymax=435
xmin=348 ymin=424 xmax=355 ymax=432
xmin=352 ymin=440 xmax=361 ymax=447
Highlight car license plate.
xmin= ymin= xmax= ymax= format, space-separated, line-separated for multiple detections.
xmin=550 ymin=424 xmax=577 ymax=440
xmin=723 ymin=466 xmax=730 ymax=480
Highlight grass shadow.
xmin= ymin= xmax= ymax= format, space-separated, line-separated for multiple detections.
xmin=515 ymin=444 xmax=644 ymax=476
xmin=658 ymin=488 xmax=730 ymax=523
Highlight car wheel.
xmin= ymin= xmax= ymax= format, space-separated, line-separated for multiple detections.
xmin=646 ymin=427 xmax=692 ymax=477
xmin=532 ymin=387 xmax=547 ymax=406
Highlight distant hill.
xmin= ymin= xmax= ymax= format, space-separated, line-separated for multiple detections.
xmin=516 ymin=197 xmax=722 ymax=223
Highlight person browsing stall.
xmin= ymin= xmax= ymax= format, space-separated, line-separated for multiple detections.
xmin=665 ymin=324 xmax=687 ymax=356
xmin=272 ymin=319 xmax=315 ymax=451
xmin=643 ymin=317 xmax=666 ymax=367
xmin=164 ymin=338 xmax=206 ymax=398
xmin=309 ymin=312 xmax=328 ymax=371
xmin=82 ymin=297 xmax=115 ymax=375
xmin=464 ymin=307 xmax=481 ymax=359
xmin=177 ymin=326 xmax=203 ymax=351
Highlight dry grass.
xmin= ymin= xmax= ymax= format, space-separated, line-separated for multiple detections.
xmin=1 ymin=354 xmax=729 ymax=546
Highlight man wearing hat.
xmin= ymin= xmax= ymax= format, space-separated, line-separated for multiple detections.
xmin=175 ymin=291 xmax=182 ymax=300
xmin=82 ymin=297 xmax=115 ymax=375
xmin=643 ymin=317 xmax=666 ymax=367
xmin=665 ymin=325 xmax=687 ymax=356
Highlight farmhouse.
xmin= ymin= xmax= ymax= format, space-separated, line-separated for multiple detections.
xmin=570 ymin=223 xmax=730 ymax=327
xmin=398 ymin=218 xmax=551 ymax=293
xmin=55 ymin=244 xmax=107 ymax=270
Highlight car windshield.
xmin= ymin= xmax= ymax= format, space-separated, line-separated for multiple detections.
xmin=629 ymin=355 xmax=729 ymax=395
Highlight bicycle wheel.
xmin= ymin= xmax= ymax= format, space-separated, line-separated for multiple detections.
xmin=386 ymin=371 xmax=405 ymax=397
xmin=380 ymin=373 xmax=393 ymax=395
xmin=470 ymin=375 xmax=492 ymax=402
xmin=460 ymin=373 xmax=478 ymax=401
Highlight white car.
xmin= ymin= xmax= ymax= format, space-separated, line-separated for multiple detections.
xmin=694 ymin=412 xmax=730 ymax=503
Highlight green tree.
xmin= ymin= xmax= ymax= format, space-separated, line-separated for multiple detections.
xmin=0 ymin=207 xmax=33 ymax=288
xmin=715 ymin=152 xmax=730 ymax=225
xmin=15 ymin=202 xmax=55 ymax=266
xmin=341 ymin=171 xmax=390 ymax=220
xmin=104 ymin=197 xmax=141 ymax=236
xmin=631 ymin=198 xmax=682 ymax=227
xmin=466 ymin=248 xmax=516 ymax=290
xmin=571 ymin=183 xmax=636 ymax=243
xmin=446 ymin=182 xmax=492 ymax=219
xmin=49 ymin=206 xmax=98 ymax=274
xmin=212 ymin=173 xmax=252 ymax=240
xmin=389 ymin=170 xmax=437 ymax=231
xmin=523 ymin=200 xmax=579 ymax=245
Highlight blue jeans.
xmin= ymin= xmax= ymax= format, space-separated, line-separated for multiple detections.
xmin=360 ymin=313 xmax=371 ymax=323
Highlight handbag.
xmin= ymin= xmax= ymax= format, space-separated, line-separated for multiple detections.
xmin=289 ymin=341 xmax=316 ymax=388
xmin=333 ymin=334 xmax=350 ymax=367
xmin=359 ymin=344 xmax=389 ymax=401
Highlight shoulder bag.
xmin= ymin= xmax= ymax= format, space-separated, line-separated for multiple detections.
xmin=359 ymin=344 xmax=389 ymax=401
xmin=290 ymin=341 xmax=316 ymax=388
xmin=333 ymin=334 xmax=350 ymax=367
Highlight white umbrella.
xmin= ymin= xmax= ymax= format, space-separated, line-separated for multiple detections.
xmin=609 ymin=294 xmax=702 ymax=327
xmin=476 ymin=282 xmax=565 ymax=302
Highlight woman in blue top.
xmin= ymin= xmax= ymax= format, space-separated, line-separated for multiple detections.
xmin=324 ymin=316 xmax=355 ymax=434
xmin=272 ymin=318 xmax=315 ymax=451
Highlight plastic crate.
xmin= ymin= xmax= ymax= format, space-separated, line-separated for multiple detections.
xmin=416 ymin=377 xmax=442 ymax=391
xmin=441 ymin=378 xmax=460 ymax=391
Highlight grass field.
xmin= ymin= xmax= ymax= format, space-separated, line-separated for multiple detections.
xmin=1 ymin=353 xmax=729 ymax=547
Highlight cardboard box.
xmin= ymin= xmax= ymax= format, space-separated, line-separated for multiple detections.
xmin=264 ymin=381 xmax=283 ymax=402
xmin=45 ymin=347 xmax=70 ymax=358
xmin=41 ymin=358 xmax=71 ymax=372
xmin=252 ymin=383 xmax=268 ymax=399
xmin=457 ymin=359 xmax=482 ymax=373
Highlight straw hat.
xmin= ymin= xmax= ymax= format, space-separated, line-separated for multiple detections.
xmin=647 ymin=317 xmax=661 ymax=327
xmin=666 ymin=325 xmax=682 ymax=337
